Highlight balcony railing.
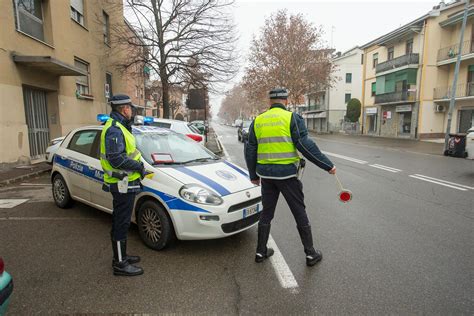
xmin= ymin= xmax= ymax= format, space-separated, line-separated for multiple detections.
xmin=433 ymin=82 xmax=474 ymax=99
xmin=374 ymin=90 xmax=416 ymax=104
xmin=437 ymin=40 xmax=474 ymax=62
xmin=375 ymin=53 xmax=419 ymax=74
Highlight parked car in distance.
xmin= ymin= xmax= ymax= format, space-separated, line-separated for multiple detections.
xmin=233 ymin=119 xmax=243 ymax=128
xmin=190 ymin=120 xmax=205 ymax=134
xmin=238 ymin=120 xmax=252 ymax=142
xmin=149 ymin=118 xmax=204 ymax=145
xmin=46 ymin=136 xmax=65 ymax=164
xmin=0 ymin=257 xmax=13 ymax=315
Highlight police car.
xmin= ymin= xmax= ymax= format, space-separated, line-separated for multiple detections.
xmin=51 ymin=115 xmax=262 ymax=250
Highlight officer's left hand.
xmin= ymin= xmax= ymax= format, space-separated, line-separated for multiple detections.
xmin=328 ymin=166 xmax=336 ymax=174
xmin=251 ymin=179 xmax=260 ymax=186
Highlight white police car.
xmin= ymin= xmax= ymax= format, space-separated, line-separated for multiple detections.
xmin=51 ymin=115 xmax=262 ymax=250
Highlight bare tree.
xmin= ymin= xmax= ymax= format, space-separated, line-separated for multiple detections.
xmin=111 ymin=0 xmax=239 ymax=118
xmin=243 ymin=10 xmax=335 ymax=110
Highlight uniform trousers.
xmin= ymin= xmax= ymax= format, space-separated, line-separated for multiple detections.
xmin=111 ymin=192 xmax=137 ymax=241
xmin=259 ymin=177 xmax=310 ymax=227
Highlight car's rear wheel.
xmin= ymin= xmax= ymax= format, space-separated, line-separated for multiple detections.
xmin=52 ymin=174 xmax=73 ymax=208
xmin=137 ymin=200 xmax=175 ymax=250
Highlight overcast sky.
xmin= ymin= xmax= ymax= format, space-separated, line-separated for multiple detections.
xmin=209 ymin=0 xmax=442 ymax=115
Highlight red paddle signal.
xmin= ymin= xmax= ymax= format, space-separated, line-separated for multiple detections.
xmin=338 ymin=190 xmax=352 ymax=203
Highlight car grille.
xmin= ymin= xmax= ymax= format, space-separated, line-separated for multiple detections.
xmin=228 ymin=197 xmax=262 ymax=213
xmin=221 ymin=212 xmax=261 ymax=233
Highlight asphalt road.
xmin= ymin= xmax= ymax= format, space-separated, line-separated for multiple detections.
xmin=0 ymin=123 xmax=472 ymax=314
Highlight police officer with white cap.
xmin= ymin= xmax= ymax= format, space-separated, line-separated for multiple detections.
xmin=245 ymin=88 xmax=336 ymax=266
xmin=100 ymin=94 xmax=147 ymax=276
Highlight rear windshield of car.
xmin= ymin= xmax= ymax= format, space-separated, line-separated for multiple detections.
xmin=135 ymin=132 xmax=215 ymax=165
xmin=150 ymin=121 xmax=171 ymax=129
xmin=243 ymin=121 xmax=252 ymax=128
xmin=188 ymin=124 xmax=201 ymax=134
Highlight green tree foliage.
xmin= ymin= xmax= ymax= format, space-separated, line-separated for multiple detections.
xmin=346 ymin=98 xmax=361 ymax=122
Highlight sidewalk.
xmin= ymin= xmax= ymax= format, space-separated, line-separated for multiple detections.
xmin=205 ymin=127 xmax=224 ymax=156
xmin=310 ymin=132 xmax=445 ymax=156
xmin=0 ymin=162 xmax=52 ymax=186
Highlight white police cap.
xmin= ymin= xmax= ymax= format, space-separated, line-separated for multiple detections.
xmin=108 ymin=94 xmax=133 ymax=107
xmin=269 ymin=88 xmax=289 ymax=99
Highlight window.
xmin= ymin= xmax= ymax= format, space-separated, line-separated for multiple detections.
xmin=70 ymin=0 xmax=84 ymax=26
xmin=372 ymin=53 xmax=378 ymax=68
xmin=371 ymin=82 xmax=376 ymax=97
xmin=361 ymin=53 xmax=364 ymax=65
xmin=345 ymin=93 xmax=351 ymax=103
xmin=68 ymin=130 xmax=99 ymax=157
xmin=106 ymin=72 xmax=112 ymax=98
xmin=75 ymin=58 xmax=90 ymax=96
xmin=388 ymin=47 xmax=394 ymax=60
xmin=103 ymin=11 xmax=110 ymax=45
xmin=150 ymin=121 xmax=172 ymax=129
xmin=346 ymin=73 xmax=352 ymax=83
xmin=13 ymin=0 xmax=45 ymax=41
xmin=406 ymin=39 xmax=414 ymax=55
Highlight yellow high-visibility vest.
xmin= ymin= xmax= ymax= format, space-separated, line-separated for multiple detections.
xmin=254 ymin=107 xmax=299 ymax=165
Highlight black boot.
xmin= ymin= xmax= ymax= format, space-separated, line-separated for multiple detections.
xmin=121 ymin=240 xmax=141 ymax=264
xmin=297 ymin=225 xmax=322 ymax=266
xmin=255 ymin=224 xmax=274 ymax=263
xmin=112 ymin=240 xmax=144 ymax=276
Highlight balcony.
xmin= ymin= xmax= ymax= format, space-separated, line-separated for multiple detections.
xmin=374 ymin=90 xmax=416 ymax=105
xmin=433 ymin=82 xmax=474 ymax=100
xmin=375 ymin=53 xmax=419 ymax=74
xmin=437 ymin=40 xmax=474 ymax=63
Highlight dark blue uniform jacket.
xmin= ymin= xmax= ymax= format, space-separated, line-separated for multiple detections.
xmin=245 ymin=103 xmax=334 ymax=180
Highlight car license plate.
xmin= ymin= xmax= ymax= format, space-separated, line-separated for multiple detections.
xmin=243 ymin=204 xmax=259 ymax=218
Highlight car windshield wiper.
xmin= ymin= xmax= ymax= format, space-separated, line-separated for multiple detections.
xmin=181 ymin=157 xmax=218 ymax=164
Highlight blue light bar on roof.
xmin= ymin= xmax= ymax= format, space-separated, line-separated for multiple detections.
xmin=144 ymin=116 xmax=154 ymax=123
xmin=97 ymin=114 xmax=110 ymax=122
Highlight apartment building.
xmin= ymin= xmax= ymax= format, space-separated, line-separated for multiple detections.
xmin=361 ymin=0 xmax=474 ymax=139
xmin=0 ymin=0 xmax=146 ymax=164
xmin=328 ymin=47 xmax=363 ymax=131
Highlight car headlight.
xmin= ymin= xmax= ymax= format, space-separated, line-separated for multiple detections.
xmin=179 ymin=184 xmax=223 ymax=205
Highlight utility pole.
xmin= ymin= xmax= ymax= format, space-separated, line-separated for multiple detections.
xmin=444 ymin=0 xmax=470 ymax=151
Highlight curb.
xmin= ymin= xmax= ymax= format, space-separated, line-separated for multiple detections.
xmin=215 ymin=136 xmax=224 ymax=154
xmin=0 ymin=167 xmax=51 ymax=187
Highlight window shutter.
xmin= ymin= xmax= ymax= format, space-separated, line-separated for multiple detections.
xmin=70 ymin=0 xmax=84 ymax=14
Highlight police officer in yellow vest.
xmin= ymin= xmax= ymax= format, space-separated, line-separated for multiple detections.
xmin=245 ymin=88 xmax=336 ymax=266
xmin=100 ymin=94 xmax=147 ymax=276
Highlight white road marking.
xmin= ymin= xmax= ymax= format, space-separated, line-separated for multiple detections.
xmin=20 ymin=183 xmax=52 ymax=186
xmin=369 ymin=164 xmax=402 ymax=173
xmin=412 ymin=174 xmax=474 ymax=190
xmin=215 ymin=128 xmax=298 ymax=293
xmin=322 ymin=151 xmax=368 ymax=164
xmin=409 ymin=175 xmax=468 ymax=191
xmin=216 ymin=131 xmax=232 ymax=161
xmin=0 ymin=199 xmax=29 ymax=208
xmin=267 ymin=235 xmax=299 ymax=294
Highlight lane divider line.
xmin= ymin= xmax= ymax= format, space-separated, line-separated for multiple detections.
xmin=412 ymin=174 xmax=474 ymax=190
xmin=369 ymin=164 xmax=402 ymax=173
xmin=214 ymin=126 xmax=299 ymax=293
xmin=409 ymin=175 xmax=468 ymax=191
xmin=322 ymin=151 xmax=368 ymax=164
xmin=267 ymin=235 xmax=299 ymax=294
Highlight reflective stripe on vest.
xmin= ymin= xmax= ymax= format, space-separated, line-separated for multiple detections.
xmin=254 ymin=107 xmax=299 ymax=165
xmin=100 ymin=119 xmax=142 ymax=184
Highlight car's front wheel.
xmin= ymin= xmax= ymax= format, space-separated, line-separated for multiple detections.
xmin=52 ymin=174 xmax=73 ymax=208
xmin=137 ymin=200 xmax=175 ymax=250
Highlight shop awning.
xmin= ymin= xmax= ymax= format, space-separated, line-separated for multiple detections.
xmin=302 ymin=110 xmax=326 ymax=119
xmin=13 ymin=55 xmax=87 ymax=76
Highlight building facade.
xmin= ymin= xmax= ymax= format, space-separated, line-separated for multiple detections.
xmin=361 ymin=0 xmax=474 ymax=139
xmin=328 ymin=47 xmax=363 ymax=132
xmin=0 ymin=0 xmax=146 ymax=164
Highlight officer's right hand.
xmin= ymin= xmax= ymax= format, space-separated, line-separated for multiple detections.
xmin=328 ymin=166 xmax=336 ymax=175
xmin=251 ymin=179 xmax=260 ymax=186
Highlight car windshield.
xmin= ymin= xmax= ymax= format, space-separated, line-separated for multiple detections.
xmin=243 ymin=121 xmax=252 ymax=128
xmin=135 ymin=131 xmax=217 ymax=165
